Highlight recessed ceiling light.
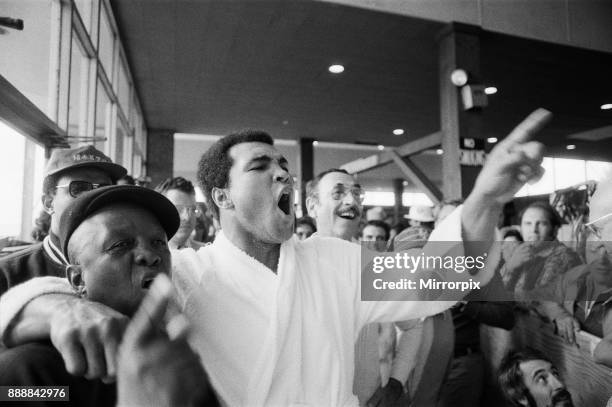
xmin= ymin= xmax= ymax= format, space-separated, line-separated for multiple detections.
xmin=377 ymin=145 xmax=385 ymax=151
xmin=402 ymin=180 xmax=409 ymax=186
xmin=450 ymin=69 xmax=468 ymax=87
xmin=436 ymin=149 xmax=444 ymax=155
xmin=487 ymin=137 xmax=498 ymax=143
xmin=328 ymin=64 xmax=344 ymax=74
xmin=566 ymin=144 xmax=576 ymax=150
xmin=601 ymin=103 xmax=612 ymax=110
xmin=393 ymin=129 xmax=404 ymax=136
xmin=485 ymin=87 xmax=498 ymax=95
xmin=312 ymin=141 xmax=319 ymax=146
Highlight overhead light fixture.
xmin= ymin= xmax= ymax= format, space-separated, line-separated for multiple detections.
xmin=312 ymin=141 xmax=319 ymax=146
xmin=484 ymin=87 xmax=497 ymax=95
xmin=377 ymin=145 xmax=385 ymax=151
xmin=393 ymin=129 xmax=404 ymax=136
xmin=450 ymin=69 xmax=468 ymax=87
xmin=487 ymin=137 xmax=498 ymax=143
xmin=436 ymin=149 xmax=444 ymax=155
xmin=601 ymin=103 xmax=612 ymax=110
xmin=328 ymin=64 xmax=344 ymax=74
xmin=566 ymin=144 xmax=576 ymax=150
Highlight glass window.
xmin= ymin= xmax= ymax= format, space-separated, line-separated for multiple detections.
xmin=586 ymin=160 xmax=612 ymax=182
xmin=554 ymin=158 xmax=586 ymax=190
xmin=74 ymin=0 xmax=93 ymax=35
xmin=122 ymin=132 xmax=133 ymax=173
xmin=132 ymin=154 xmax=142 ymax=178
xmin=117 ymin=60 xmax=130 ymax=117
xmin=68 ymin=36 xmax=87 ymax=138
xmin=114 ymin=123 xmax=124 ymax=165
xmin=0 ymin=122 xmax=25 ymax=237
xmin=0 ymin=0 xmax=53 ymax=118
xmin=98 ymin=7 xmax=114 ymax=79
xmin=94 ymin=79 xmax=110 ymax=153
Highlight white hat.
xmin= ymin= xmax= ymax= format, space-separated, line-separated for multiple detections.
xmin=406 ymin=205 xmax=435 ymax=222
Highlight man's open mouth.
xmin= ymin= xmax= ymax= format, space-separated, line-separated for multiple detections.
xmin=141 ymin=278 xmax=155 ymax=289
xmin=337 ymin=208 xmax=358 ymax=220
xmin=277 ymin=191 xmax=292 ymax=215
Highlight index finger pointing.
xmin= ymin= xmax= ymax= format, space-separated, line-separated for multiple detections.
xmin=505 ymin=108 xmax=553 ymax=145
xmin=123 ymin=274 xmax=173 ymax=346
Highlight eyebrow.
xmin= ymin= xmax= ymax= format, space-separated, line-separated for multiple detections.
xmin=333 ymin=183 xmax=362 ymax=188
xmin=247 ymin=154 xmax=289 ymax=167
xmin=531 ymin=368 xmax=546 ymax=380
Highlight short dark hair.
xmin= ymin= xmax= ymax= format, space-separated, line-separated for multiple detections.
xmin=295 ymin=216 xmax=316 ymax=232
xmin=498 ymin=348 xmax=552 ymax=407
xmin=362 ymin=220 xmax=390 ymax=240
xmin=503 ymin=229 xmax=524 ymax=242
xmin=519 ymin=201 xmax=561 ymax=229
xmin=305 ymin=169 xmax=350 ymax=200
xmin=155 ymin=176 xmax=195 ymax=196
xmin=197 ymin=130 xmax=274 ymax=220
xmin=42 ymin=173 xmax=61 ymax=197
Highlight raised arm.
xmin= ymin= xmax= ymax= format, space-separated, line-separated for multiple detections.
xmin=0 ymin=277 xmax=128 ymax=381
xmin=462 ymin=109 xmax=551 ymax=244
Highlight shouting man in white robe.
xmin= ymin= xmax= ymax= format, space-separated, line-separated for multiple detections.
xmin=0 ymin=109 xmax=551 ymax=406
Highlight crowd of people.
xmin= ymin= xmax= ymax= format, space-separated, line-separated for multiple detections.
xmin=0 ymin=108 xmax=610 ymax=406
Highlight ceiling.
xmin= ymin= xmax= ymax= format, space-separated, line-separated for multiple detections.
xmin=110 ymin=0 xmax=612 ymax=165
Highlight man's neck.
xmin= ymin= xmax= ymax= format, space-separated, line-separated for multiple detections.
xmin=221 ymin=222 xmax=282 ymax=273
xmin=317 ymin=227 xmax=353 ymax=242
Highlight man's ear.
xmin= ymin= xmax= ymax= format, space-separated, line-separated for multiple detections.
xmin=66 ymin=265 xmax=85 ymax=295
xmin=212 ymin=187 xmax=233 ymax=210
xmin=42 ymin=194 xmax=54 ymax=215
xmin=305 ymin=196 xmax=318 ymax=219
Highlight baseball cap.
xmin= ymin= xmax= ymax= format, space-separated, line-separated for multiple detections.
xmin=44 ymin=145 xmax=127 ymax=181
xmin=58 ymin=185 xmax=180 ymax=260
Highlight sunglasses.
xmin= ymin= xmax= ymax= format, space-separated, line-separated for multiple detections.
xmin=55 ymin=181 xmax=111 ymax=197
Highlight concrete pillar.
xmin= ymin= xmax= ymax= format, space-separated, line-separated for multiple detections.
xmin=146 ymin=128 xmax=174 ymax=187
xmin=438 ymin=22 xmax=484 ymax=200
xmin=297 ymin=138 xmax=314 ymax=216
xmin=392 ymin=178 xmax=404 ymax=224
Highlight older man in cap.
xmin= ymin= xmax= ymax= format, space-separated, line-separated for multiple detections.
xmin=0 ymin=185 xmax=217 ymax=406
xmin=0 ymin=145 xmax=126 ymax=295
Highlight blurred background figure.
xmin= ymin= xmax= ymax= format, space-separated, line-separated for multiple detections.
xmin=406 ymin=205 xmax=435 ymax=233
xmin=116 ymin=175 xmax=135 ymax=186
xmin=135 ymin=176 xmax=152 ymax=188
xmin=360 ymin=220 xmax=390 ymax=252
xmin=503 ymin=229 xmax=524 ymax=243
xmin=295 ymin=216 xmax=316 ymax=240
xmin=30 ymin=209 xmax=51 ymax=242
xmin=501 ymin=202 xmax=581 ymax=296
xmin=366 ymin=206 xmax=387 ymax=222
xmin=388 ymin=219 xmax=410 ymax=241
xmin=155 ymin=177 xmax=205 ymax=250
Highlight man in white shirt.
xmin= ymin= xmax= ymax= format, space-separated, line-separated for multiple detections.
xmin=0 ymin=109 xmax=551 ymax=406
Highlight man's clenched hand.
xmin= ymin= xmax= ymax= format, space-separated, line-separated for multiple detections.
xmin=50 ymin=297 xmax=128 ymax=382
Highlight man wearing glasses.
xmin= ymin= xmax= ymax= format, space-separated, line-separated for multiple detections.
xmin=0 ymin=145 xmax=126 ymax=296
xmin=154 ymin=177 xmax=206 ymax=250
xmin=536 ymin=177 xmax=612 ymax=368
xmin=305 ymin=168 xmax=365 ymax=241
xmin=305 ymin=169 xmax=419 ymax=407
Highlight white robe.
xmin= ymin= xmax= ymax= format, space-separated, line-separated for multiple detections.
xmin=0 ymin=206 xmax=488 ymax=406
xmin=171 ymin=207 xmax=477 ymax=406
